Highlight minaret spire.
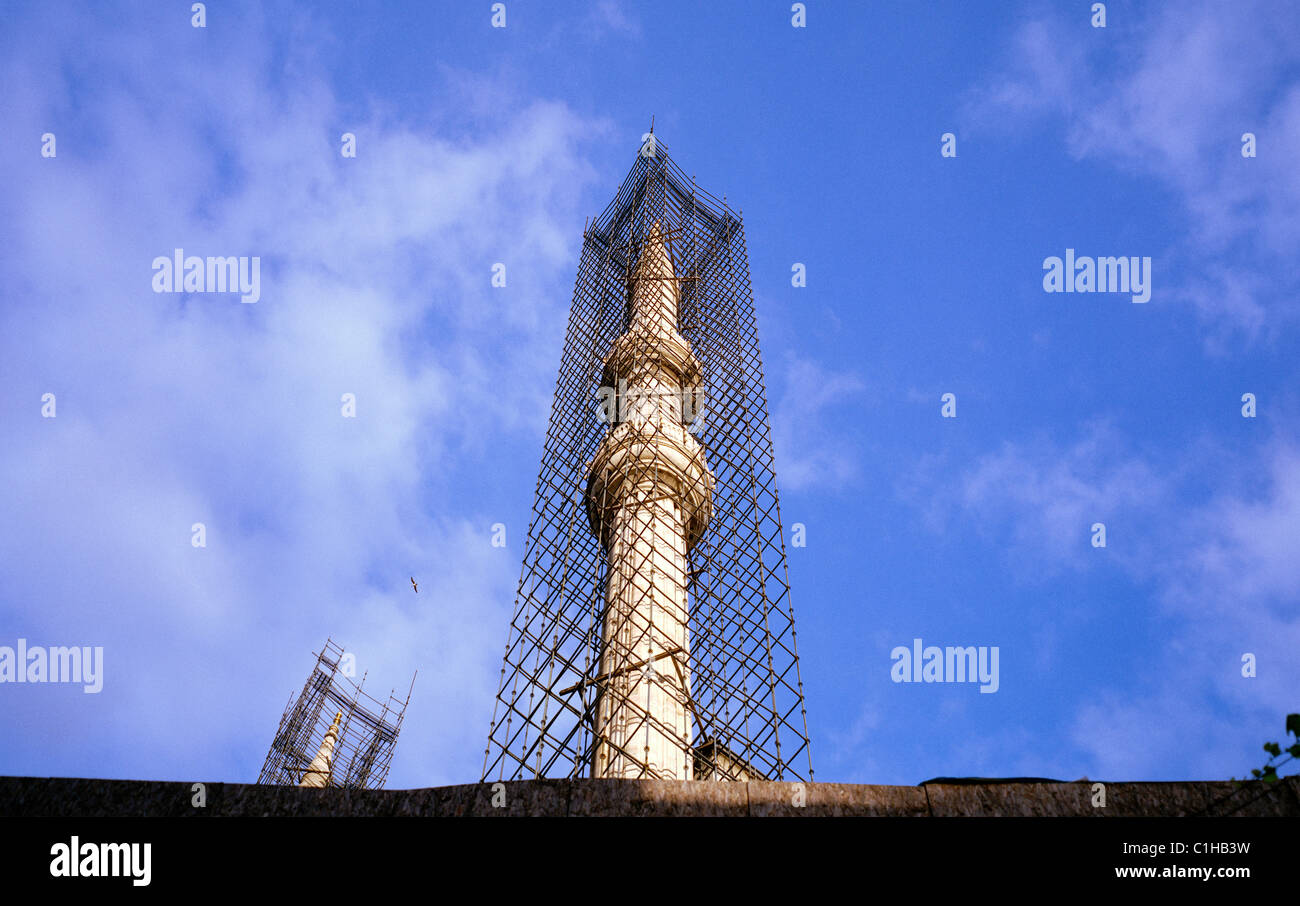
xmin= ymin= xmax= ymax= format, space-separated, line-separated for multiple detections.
xmin=299 ymin=710 xmax=343 ymax=788
xmin=628 ymin=221 xmax=681 ymax=335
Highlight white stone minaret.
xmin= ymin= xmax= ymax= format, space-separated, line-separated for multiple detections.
xmin=299 ymin=710 xmax=343 ymax=788
xmin=585 ymin=222 xmax=714 ymax=780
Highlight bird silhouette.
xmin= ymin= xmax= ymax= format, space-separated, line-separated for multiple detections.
xmin=410 ymin=577 xmax=418 ymax=593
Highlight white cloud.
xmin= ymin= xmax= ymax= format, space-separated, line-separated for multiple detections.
xmin=770 ymin=354 xmax=867 ymax=492
xmin=962 ymin=2 xmax=1300 ymax=345
xmin=912 ymin=421 xmax=1167 ymax=577
xmin=587 ymin=0 xmax=641 ymax=38
xmin=905 ymin=424 xmax=1300 ymax=779
xmin=0 ymin=7 xmax=606 ymax=786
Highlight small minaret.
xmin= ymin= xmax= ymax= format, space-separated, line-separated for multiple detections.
xmin=585 ymin=221 xmax=715 ymax=779
xmin=299 ymin=711 xmax=343 ymax=788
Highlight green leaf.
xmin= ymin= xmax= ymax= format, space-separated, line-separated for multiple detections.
xmin=1287 ymin=713 xmax=1300 ymax=738
xmin=1289 ymin=744 xmax=1300 ymax=759
xmin=1264 ymin=742 xmax=1282 ymax=757
xmin=1251 ymin=768 xmax=1262 ymax=778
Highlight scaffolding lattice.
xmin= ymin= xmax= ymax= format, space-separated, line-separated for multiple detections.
xmin=258 ymin=638 xmax=414 ymax=789
xmin=482 ymin=139 xmax=812 ymax=782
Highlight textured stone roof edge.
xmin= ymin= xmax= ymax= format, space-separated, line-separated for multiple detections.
xmin=2 ymin=776 xmax=1296 ymax=817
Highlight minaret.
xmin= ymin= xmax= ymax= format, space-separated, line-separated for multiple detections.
xmin=482 ymin=142 xmax=813 ymax=785
xmin=299 ymin=710 xmax=343 ymax=788
xmin=584 ymin=221 xmax=715 ymax=779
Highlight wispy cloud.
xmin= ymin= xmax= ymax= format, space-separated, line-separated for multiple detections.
xmin=770 ymin=354 xmax=867 ymax=492
xmin=903 ymin=422 xmax=1300 ymax=778
xmin=0 ymin=6 xmax=604 ymax=786
xmin=586 ymin=0 xmax=641 ymax=39
xmin=962 ymin=1 xmax=1300 ymax=346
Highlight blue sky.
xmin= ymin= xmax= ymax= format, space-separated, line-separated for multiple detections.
xmin=1 ymin=0 xmax=1297 ymax=788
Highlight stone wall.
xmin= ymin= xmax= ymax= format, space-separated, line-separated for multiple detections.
xmin=3 ymin=775 xmax=1296 ymax=817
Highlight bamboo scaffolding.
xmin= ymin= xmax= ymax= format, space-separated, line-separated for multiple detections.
xmin=482 ymin=141 xmax=812 ymax=783
xmin=258 ymin=638 xmax=415 ymax=789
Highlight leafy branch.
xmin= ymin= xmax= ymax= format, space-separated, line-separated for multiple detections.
xmin=1243 ymin=713 xmax=1300 ymax=784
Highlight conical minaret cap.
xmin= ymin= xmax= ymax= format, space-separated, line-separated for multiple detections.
xmin=628 ymin=221 xmax=680 ymax=336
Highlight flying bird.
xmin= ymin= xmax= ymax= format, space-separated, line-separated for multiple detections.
xmin=410 ymin=577 xmax=418 ymax=593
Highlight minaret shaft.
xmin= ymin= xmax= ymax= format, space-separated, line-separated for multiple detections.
xmin=585 ymin=222 xmax=714 ymax=780
xmin=594 ymin=491 xmax=691 ymax=778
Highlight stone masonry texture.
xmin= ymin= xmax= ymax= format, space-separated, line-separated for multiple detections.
xmin=2 ymin=776 xmax=1296 ymax=817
